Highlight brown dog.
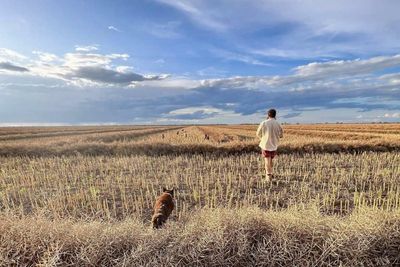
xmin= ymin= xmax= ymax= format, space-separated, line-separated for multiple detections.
xmin=152 ymin=188 xmax=175 ymax=229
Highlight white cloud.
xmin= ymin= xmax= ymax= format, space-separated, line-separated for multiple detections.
xmin=115 ymin=66 xmax=134 ymax=73
xmin=32 ymin=51 xmax=59 ymax=62
xmin=74 ymin=45 xmax=99 ymax=52
xmin=108 ymin=25 xmax=121 ymax=32
xmin=133 ymin=76 xmax=199 ymax=89
xmin=5 ymin=47 xmax=398 ymax=90
xmin=384 ymin=112 xmax=400 ymax=118
xmin=294 ymin=55 xmax=400 ymax=78
xmin=0 ymin=47 xmax=167 ymax=86
xmin=1 ymin=46 xmax=400 ymax=124
xmin=0 ymin=48 xmax=27 ymax=62
xmin=380 ymin=73 xmax=400 ymax=84
xmin=63 ymin=52 xmax=128 ymax=68
xmin=195 ymin=54 xmax=400 ymax=90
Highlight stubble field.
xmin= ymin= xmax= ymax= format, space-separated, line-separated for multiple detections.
xmin=0 ymin=124 xmax=399 ymax=266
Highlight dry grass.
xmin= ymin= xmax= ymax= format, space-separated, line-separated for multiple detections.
xmin=1 ymin=207 xmax=399 ymax=266
xmin=1 ymin=124 xmax=400 ymax=266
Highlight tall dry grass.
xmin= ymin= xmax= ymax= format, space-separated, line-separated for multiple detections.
xmin=0 ymin=207 xmax=399 ymax=266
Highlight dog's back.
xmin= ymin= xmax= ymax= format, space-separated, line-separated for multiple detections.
xmin=152 ymin=188 xmax=174 ymax=229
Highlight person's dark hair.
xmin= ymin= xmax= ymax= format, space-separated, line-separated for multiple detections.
xmin=268 ymin=109 xmax=276 ymax=118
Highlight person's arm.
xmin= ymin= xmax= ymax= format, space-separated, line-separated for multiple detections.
xmin=256 ymin=121 xmax=264 ymax=139
xmin=278 ymin=123 xmax=283 ymax=138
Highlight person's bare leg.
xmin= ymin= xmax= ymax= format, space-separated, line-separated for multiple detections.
xmin=268 ymin=157 xmax=273 ymax=175
xmin=264 ymin=157 xmax=273 ymax=181
xmin=264 ymin=158 xmax=268 ymax=177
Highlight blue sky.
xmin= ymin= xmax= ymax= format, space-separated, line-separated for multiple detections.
xmin=1 ymin=0 xmax=400 ymax=125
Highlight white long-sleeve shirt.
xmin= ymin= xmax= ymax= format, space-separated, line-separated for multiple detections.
xmin=256 ymin=118 xmax=283 ymax=151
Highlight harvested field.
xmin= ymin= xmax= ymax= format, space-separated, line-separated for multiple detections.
xmin=0 ymin=123 xmax=399 ymax=156
xmin=0 ymin=124 xmax=399 ymax=266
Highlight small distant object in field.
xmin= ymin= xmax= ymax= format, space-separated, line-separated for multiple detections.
xmin=204 ymin=134 xmax=210 ymax=140
xmin=176 ymin=131 xmax=179 ymax=135
xmin=161 ymin=134 xmax=165 ymax=139
xmin=152 ymin=187 xmax=175 ymax=229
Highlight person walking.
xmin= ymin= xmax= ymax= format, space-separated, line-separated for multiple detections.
xmin=256 ymin=109 xmax=283 ymax=182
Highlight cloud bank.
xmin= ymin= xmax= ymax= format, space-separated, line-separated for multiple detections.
xmin=1 ymin=46 xmax=399 ymax=124
xmin=0 ymin=47 xmax=168 ymax=87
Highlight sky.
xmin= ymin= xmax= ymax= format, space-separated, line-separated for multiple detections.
xmin=0 ymin=0 xmax=400 ymax=125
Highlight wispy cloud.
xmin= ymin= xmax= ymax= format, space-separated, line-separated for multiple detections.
xmin=0 ymin=48 xmax=27 ymax=62
xmin=210 ymin=48 xmax=272 ymax=66
xmin=156 ymin=0 xmax=227 ymax=31
xmin=63 ymin=52 xmax=128 ymax=67
xmin=74 ymin=45 xmax=99 ymax=52
xmin=294 ymin=55 xmax=400 ymax=78
xmin=108 ymin=25 xmax=121 ymax=32
xmin=156 ymin=0 xmax=400 ymax=58
xmin=147 ymin=21 xmax=181 ymax=39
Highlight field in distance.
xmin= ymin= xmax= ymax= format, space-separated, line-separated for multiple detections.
xmin=1 ymin=123 xmax=400 ymax=156
xmin=0 ymin=123 xmax=399 ymax=266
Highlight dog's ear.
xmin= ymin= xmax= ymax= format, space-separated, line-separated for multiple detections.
xmin=163 ymin=187 xmax=167 ymax=192
xmin=170 ymin=188 xmax=174 ymax=197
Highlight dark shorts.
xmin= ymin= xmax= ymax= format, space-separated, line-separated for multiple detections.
xmin=261 ymin=150 xmax=277 ymax=159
